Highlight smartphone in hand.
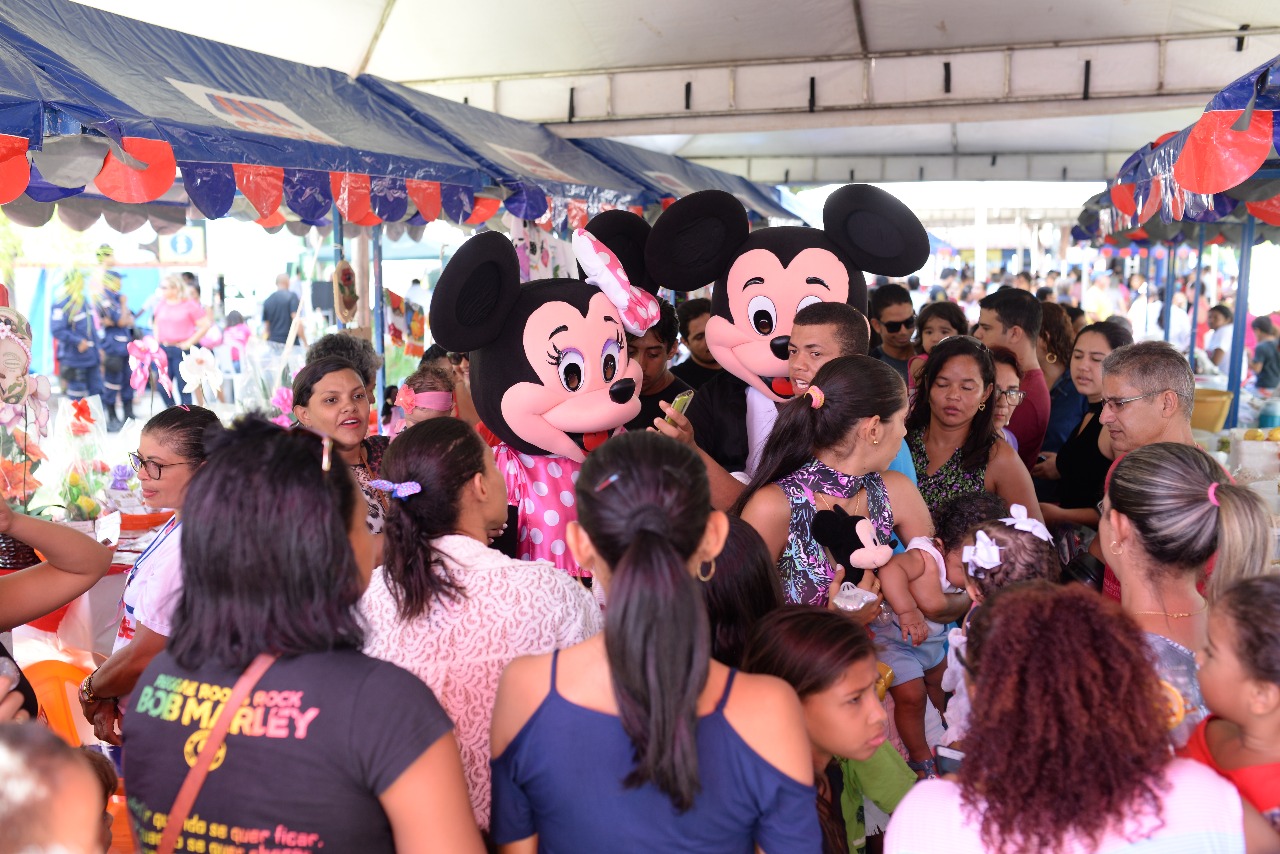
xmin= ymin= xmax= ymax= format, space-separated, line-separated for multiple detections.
xmin=665 ymin=390 xmax=695 ymax=424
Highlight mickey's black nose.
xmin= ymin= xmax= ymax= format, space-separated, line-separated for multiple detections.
xmin=609 ymin=378 xmax=636 ymax=404
xmin=770 ymin=335 xmax=791 ymax=361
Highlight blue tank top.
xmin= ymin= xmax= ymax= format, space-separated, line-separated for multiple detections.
xmin=490 ymin=651 xmax=821 ymax=853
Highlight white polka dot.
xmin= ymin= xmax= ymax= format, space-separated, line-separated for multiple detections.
xmin=530 ymin=528 xmax=544 ymax=544
xmin=617 ymin=269 xmax=629 ymax=283
xmin=570 ymin=470 xmax=580 ymax=483
xmin=517 ymin=453 xmax=535 ymax=468
xmin=523 ymin=498 xmax=535 ymax=514
xmin=547 ymin=461 xmax=562 ymax=478
xmin=551 ymin=540 xmax=566 ymax=555
xmin=560 ymin=490 xmax=575 ymax=507
xmin=520 ymin=552 xmax=530 ymax=560
xmin=544 ymin=509 xmax=560 ymax=526
xmin=519 ymin=528 xmax=528 ymax=541
xmin=532 ymin=481 xmax=549 ymax=496
xmin=506 ymin=461 xmax=519 ymax=476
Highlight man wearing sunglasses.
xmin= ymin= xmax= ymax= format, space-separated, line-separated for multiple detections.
xmin=869 ymin=283 xmax=916 ymax=382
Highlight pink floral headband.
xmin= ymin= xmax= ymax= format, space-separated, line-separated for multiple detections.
xmin=395 ymin=385 xmax=453 ymax=413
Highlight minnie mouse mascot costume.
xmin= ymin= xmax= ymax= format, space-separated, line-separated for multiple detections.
xmin=428 ymin=214 xmax=665 ymax=577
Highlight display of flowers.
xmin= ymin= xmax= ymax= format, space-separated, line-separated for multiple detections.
xmin=60 ymin=460 xmax=109 ymax=522
xmin=48 ymin=398 xmax=109 ymax=523
xmin=0 ymin=426 xmax=45 ymax=510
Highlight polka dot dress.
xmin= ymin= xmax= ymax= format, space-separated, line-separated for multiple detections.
xmin=495 ymin=444 xmax=587 ymax=577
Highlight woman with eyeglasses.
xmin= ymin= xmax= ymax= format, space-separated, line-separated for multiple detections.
xmin=1033 ymin=322 xmax=1134 ymax=531
xmin=988 ymin=346 xmax=1025 ymax=451
xmin=77 ymin=405 xmax=219 ymax=745
xmin=905 ymin=336 xmax=1042 ymax=521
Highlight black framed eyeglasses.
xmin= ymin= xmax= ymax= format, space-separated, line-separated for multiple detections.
xmin=128 ymin=451 xmax=196 ymax=480
xmin=996 ymin=388 xmax=1027 ymax=405
xmin=1099 ymin=389 xmax=1186 ymax=413
xmin=881 ymin=316 xmax=916 ymax=334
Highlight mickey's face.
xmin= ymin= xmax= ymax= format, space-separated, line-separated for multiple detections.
xmin=706 ymin=247 xmax=850 ymax=402
xmin=500 ymin=293 xmax=642 ymax=462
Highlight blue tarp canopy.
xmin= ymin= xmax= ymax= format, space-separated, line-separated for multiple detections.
xmin=358 ymin=75 xmax=652 ymax=222
xmin=572 ymin=137 xmax=799 ymax=221
xmin=0 ymin=0 xmax=488 ymax=188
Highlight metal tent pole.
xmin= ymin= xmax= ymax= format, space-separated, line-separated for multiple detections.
xmin=1161 ymin=244 xmax=1176 ymax=343
xmin=1189 ymin=224 xmax=1205 ymax=362
xmin=371 ymin=222 xmax=386 ymax=436
xmin=1225 ymin=215 xmax=1255 ymax=429
xmin=332 ymin=203 xmax=346 ymax=328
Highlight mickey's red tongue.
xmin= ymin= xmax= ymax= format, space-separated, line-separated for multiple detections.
xmin=770 ymin=377 xmax=794 ymax=397
xmin=583 ymin=431 xmax=610 ymax=452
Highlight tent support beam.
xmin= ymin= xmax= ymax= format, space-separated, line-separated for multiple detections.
xmin=1226 ymin=215 xmax=1254 ymax=429
xmin=355 ymin=0 xmax=398 ymax=77
xmin=1190 ymin=223 xmax=1205 ymax=361
xmin=372 ymin=223 xmax=386 ymax=435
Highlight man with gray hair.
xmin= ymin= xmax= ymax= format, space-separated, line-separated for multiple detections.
xmin=1098 ymin=340 xmax=1195 ymax=456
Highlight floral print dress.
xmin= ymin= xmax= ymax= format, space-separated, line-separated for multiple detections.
xmin=350 ymin=435 xmax=390 ymax=534
xmin=775 ymin=458 xmax=894 ymax=606
xmin=907 ymin=428 xmax=986 ymax=513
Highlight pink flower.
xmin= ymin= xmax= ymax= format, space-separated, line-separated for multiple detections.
xmin=270 ymin=386 xmax=294 ymax=413
xmin=270 ymin=413 xmax=293 ymax=428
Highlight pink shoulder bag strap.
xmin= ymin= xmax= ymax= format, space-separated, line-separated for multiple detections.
xmin=156 ymin=653 xmax=278 ymax=854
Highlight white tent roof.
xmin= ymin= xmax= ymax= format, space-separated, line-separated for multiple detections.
xmin=69 ymin=0 xmax=1280 ymax=182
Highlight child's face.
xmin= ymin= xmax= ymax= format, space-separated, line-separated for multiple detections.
xmin=404 ymin=405 xmax=448 ymax=428
xmin=921 ymin=317 xmax=959 ymax=354
xmin=800 ymin=657 xmax=889 ymax=763
xmin=1196 ymin=608 xmax=1254 ymax=722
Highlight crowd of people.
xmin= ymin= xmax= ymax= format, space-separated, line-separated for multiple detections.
xmin=5 ymin=217 xmax=1280 ymax=854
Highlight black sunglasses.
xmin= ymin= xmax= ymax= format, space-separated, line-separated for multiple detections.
xmin=881 ymin=316 xmax=916 ymax=333
xmin=446 ymin=352 xmax=467 ymax=365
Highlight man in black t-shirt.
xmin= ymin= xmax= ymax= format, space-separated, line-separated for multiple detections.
xmin=670 ymin=298 xmax=722 ymax=390
xmin=262 ymin=274 xmax=302 ymax=345
xmin=625 ymin=301 xmax=691 ymax=432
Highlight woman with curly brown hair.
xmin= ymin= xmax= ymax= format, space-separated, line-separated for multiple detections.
xmin=885 ymin=582 xmax=1278 ymax=853
xmin=1037 ymin=301 xmax=1088 ymax=455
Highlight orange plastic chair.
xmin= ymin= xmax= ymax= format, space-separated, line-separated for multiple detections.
xmin=23 ymin=659 xmax=93 ymax=746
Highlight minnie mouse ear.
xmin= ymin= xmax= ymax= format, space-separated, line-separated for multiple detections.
xmin=582 ymin=210 xmax=657 ymax=295
xmin=427 ymin=231 xmax=521 ymax=353
xmin=823 ymin=184 xmax=930 ymax=277
xmin=646 ymin=190 xmax=750 ymax=292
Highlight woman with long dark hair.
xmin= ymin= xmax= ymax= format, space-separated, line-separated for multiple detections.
xmin=360 ymin=417 xmax=602 ymax=830
xmin=1037 ymin=301 xmax=1088 ymax=455
xmin=123 ymin=417 xmax=484 ymax=853
xmin=905 ymin=335 xmax=1040 ymax=519
xmin=736 ymin=355 xmax=934 ymax=608
xmin=490 ymin=431 xmax=818 ymax=852
xmin=1035 ymin=321 xmax=1133 ymax=529
xmin=699 ymin=516 xmax=783 ymax=669
xmin=886 ymin=582 xmax=1277 ymax=853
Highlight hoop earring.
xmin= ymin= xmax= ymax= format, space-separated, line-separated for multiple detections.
xmin=1046 ymin=352 xmax=1058 ymax=364
xmin=1109 ymin=540 xmax=1123 ymax=556
xmin=697 ymin=559 xmax=716 ymax=583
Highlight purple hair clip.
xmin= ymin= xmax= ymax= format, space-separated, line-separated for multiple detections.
xmin=370 ymin=479 xmax=421 ymax=500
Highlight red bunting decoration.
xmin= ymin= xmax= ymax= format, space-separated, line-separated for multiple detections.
xmin=331 ymin=172 xmax=373 ymax=222
xmin=566 ymin=199 xmax=588 ymax=230
xmin=97 ymin=137 xmax=176 ymax=203
xmin=1246 ymin=195 xmax=1280 ymax=227
xmin=0 ymin=140 xmax=30 ymax=205
xmin=464 ymin=197 xmax=501 ymax=225
xmin=1109 ymin=183 xmax=1137 ymax=217
xmin=233 ymin=164 xmax=284 ymax=218
xmin=255 ymin=209 xmax=287 ymax=229
xmin=353 ymin=210 xmax=382 ymax=226
xmin=405 ymin=180 xmax=441 ymax=221
xmin=1174 ymin=109 xmax=1273 ymax=195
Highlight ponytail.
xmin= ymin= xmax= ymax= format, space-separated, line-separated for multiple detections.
xmin=733 ymin=355 xmax=904 ymax=515
xmin=1109 ymin=442 xmax=1274 ymax=590
xmin=1206 ymin=483 xmax=1273 ymax=599
xmin=576 ymin=431 xmax=713 ymax=811
xmin=380 ymin=418 xmax=488 ymax=619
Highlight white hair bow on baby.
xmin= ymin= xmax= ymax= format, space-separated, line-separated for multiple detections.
xmin=962 ymin=530 xmax=1003 ymax=579
xmin=1001 ymin=504 xmax=1053 ymax=543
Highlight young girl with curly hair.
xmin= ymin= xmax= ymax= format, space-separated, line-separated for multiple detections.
xmin=886 ymin=582 xmax=1277 ymax=853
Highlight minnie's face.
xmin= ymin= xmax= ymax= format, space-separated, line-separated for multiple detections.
xmin=501 ymin=293 xmax=642 ymax=462
xmin=706 ymin=248 xmax=850 ymax=402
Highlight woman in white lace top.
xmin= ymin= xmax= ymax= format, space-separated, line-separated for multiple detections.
xmin=359 ymin=417 xmax=603 ymax=830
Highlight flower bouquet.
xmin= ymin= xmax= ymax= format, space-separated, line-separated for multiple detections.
xmin=44 ymin=397 xmax=110 ymax=532
xmin=0 ymin=307 xmax=52 ymax=567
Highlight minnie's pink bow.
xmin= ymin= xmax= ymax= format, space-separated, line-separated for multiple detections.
xmin=127 ymin=336 xmax=174 ymax=397
xmin=395 ymin=385 xmax=453 ymax=412
xmin=571 ymin=228 xmax=662 ymax=336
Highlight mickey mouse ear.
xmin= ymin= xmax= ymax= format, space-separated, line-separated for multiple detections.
xmin=582 ymin=210 xmax=657 ymax=295
xmin=823 ymin=184 xmax=930 ymax=277
xmin=646 ymin=190 xmax=750 ymax=292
